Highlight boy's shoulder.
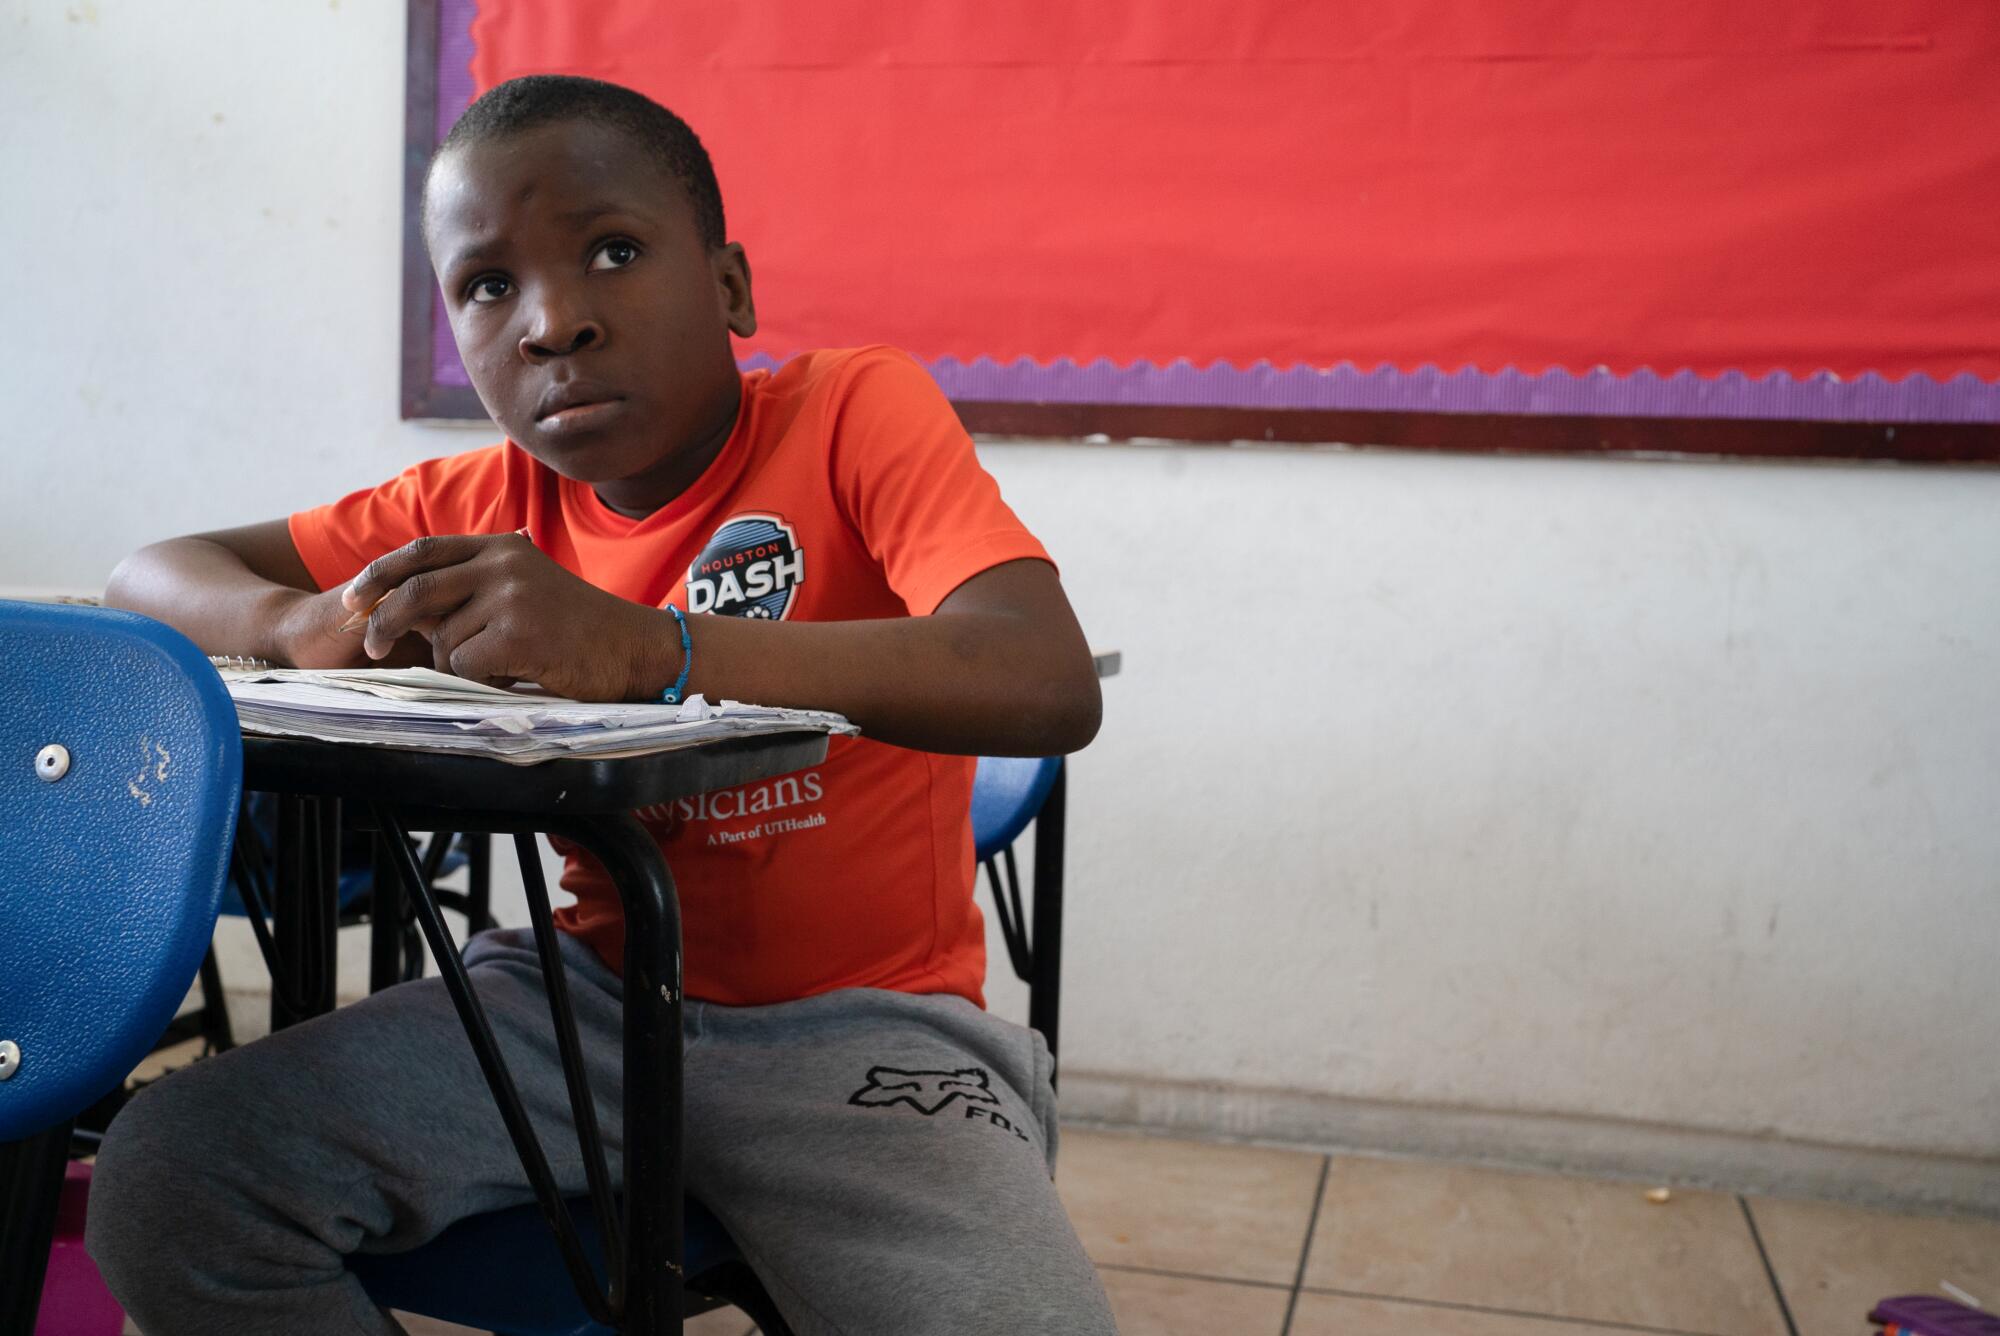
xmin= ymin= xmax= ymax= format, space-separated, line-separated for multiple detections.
xmin=751 ymin=346 xmax=961 ymax=459
xmin=719 ymin=346 xmax=986 ymax=540
xmin=757 ymin=344 xmax=939 ymax=408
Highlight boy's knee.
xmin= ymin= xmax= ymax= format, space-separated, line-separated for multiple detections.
xmin=85 ymin=1074 xmax=219 ymax=1293
xmin=86 ymin=1057 xmax=283 ymax=1263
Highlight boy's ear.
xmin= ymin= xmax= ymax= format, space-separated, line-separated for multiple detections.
xmin=713 ymin=242 xmax=757 ymax=338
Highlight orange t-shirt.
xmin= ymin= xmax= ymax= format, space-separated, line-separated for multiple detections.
xmin=288 ymin=346 xmax=1050 ymax=1007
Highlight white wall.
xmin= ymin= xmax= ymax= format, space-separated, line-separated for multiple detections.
xmin=996 ymin=445 xmax=2000 ymax=1162
xmin=6 ymin=2 xmax=1996 ymax=1192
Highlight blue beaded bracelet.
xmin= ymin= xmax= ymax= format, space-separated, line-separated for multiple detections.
xmin=661 ymin=604 xmax=692 ymax=705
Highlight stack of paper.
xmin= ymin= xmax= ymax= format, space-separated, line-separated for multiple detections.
xmin=221 ymin=666 xmax=855 ymax=765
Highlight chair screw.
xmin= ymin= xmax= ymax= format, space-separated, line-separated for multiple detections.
xmin=0 ymin=1039 xmax=19 ymax=1080
xmin=35 ymin=744 xmax=70 ymax=782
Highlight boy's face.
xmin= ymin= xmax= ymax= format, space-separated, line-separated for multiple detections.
xmin=425 ymin=121 xmax=755 ymax=502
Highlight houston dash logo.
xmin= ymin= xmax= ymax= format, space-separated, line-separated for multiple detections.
xmin=683 ymin=513 xmax=803 ymax=619
xmin=848 ymin=1067 xmax=1000 ymax=1116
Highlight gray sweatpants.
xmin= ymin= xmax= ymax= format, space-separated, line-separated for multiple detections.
xmin=87 ymin=929 xmax=1117 ymax=1335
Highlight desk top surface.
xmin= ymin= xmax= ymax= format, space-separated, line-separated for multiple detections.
xmin=242 ymin=730 xmax=831 ymax=817
xmin=239 ymin=651 xmax=1116 ymax=816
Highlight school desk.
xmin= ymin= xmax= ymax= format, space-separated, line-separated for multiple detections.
xmin=238 ymin=728 xmax=832 ymax=1335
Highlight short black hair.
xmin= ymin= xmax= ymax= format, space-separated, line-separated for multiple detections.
xmin=431 ymin=74 xmax=727 ymax=248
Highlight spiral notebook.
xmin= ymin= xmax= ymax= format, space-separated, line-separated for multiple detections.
xmin=216 ymin=665 xmax=855 ymax=765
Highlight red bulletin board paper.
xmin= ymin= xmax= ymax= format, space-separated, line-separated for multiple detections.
xmin=467 ymin=1 xmax=2000 ymax=388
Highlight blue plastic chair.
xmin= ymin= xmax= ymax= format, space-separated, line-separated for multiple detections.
xmin=971 ymin=755 xmax=1063 ymax=864
xmin=0 ymin=600 xmax=242 ymax=1332
xmin=350 ymin=754 xmax=1071 ymax=1335
xmin=970 ymin=756 xmax=1068 ymax=1061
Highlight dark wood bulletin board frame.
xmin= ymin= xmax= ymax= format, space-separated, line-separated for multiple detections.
xmin=398 ymin=1 xmax=1997 ymax=465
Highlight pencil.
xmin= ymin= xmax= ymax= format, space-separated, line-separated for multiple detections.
xmin=335 ymin=594 xmax=389 ymax=635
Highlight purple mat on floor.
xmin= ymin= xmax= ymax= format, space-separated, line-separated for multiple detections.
xmin=1870 ymin=1296 xmax=2000 ymax=1336
xmin=34 ymin=1162 xmax=124 ymax=1336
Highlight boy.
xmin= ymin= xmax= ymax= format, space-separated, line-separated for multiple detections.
xmin=90 ymin=75 xmax=1117 ymax=1335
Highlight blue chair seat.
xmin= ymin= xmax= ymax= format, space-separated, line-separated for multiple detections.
xmin=349 ymin=1196 xmax=741 ymax=1336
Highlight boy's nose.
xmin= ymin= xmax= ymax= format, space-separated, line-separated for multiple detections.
xmin=519 ymin=306 xmax=603 ymax=361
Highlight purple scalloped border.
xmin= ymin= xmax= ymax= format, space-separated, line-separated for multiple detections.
xmin=745 ymin=356 xmax=2000 ymax=424
xmin=429 ymin=0 xmax=480 ymax=390
xmin=907 ymin=358 xmax=2000 ymax=423
xmin=428 ymin=0 xmax=1998 ymax=424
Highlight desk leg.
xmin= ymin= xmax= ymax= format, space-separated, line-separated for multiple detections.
xmin=0 ymin=1124 xmax=71 ymax=1336
xmin=467 ymin=832 xmax=494 ymax=932
xmin=552 ymin=813 xmax=684 ymax=1336
xmin=270 ymin=795 xmax=304 ymax=1031
xmin=312 ymin=798 xmax=341 ymax=1011
xmin=271 ymin=796 xmax=342 ymax=1031
xmin=1028 ymin=761 xmax=1067 ymax=1081
xmin=368 ymin=829 xmax=403 ymax=995
xmin=373 ymin=807 xmax=674 ymax=1332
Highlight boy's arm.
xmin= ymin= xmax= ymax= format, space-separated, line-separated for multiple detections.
xmin=103 ymin=520 xmax=424 ymax=669
xmin=641 ymin=556 xmax=1101 ymax=757
xmin=345 ymin=537 xmax=1101 ymax=757
xmin=109 ymin=522 xmax=1101 ymax=756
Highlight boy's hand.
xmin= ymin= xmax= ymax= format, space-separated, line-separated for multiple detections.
xmin=272 ymin=585 xmax=440 ymax=672
xmin=341 ymin=533 xmax=667 ymax=700
xmin=271 ymin=586 xmax=380 ymax=670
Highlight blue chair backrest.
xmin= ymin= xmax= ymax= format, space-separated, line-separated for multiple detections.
xmin=0 ymin=601 xmax=241 ymax=1140
xmin=970 ymin=756 xmax=1061 ymax=864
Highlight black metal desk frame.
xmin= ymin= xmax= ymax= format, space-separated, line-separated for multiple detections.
xmin=238 ymin=731 xmax=830 ymax=1336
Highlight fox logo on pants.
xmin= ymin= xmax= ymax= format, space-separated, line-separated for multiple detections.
xmin=848 ymin=1067 xmax=1000 ymax=1116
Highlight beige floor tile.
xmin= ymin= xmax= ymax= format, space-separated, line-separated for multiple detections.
xmin=1304 ymin=1156 xmax=1787 ymax=1336
xmin=1747 ymin=1196 xmax=2000 ymax=1336
xmin=126 ymin=1036 xmax=206 ymax=1086
xmin=1292 ymin=1291 xmax=1680 ymax=1334
xmin=1056 ymin=1127 xmax=1324 ymax=1285
xmin=1097 ymin=1267 xmax=1292 ymax=1336
xmin=681 ymin=1305 xmax=758 ymax=1335
xmin=393 ymin=1315 xmax=490 ymax=1336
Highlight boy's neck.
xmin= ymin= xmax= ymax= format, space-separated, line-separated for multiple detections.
xmin=589 ymin=379 xmax=742 ymax=518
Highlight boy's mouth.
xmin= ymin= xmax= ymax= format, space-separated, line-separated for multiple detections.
xmin=534 ymin=381 xmax=626 ymax=436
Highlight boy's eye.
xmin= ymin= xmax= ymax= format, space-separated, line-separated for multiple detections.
xmin=468 ymin=275 xmax=512 ymax=304
xmin=589 ymin=240 xmax=640 ymax=271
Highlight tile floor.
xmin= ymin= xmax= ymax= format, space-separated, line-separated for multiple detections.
xmin=108 ymin=1108 xmax=1999 ymax=1336
xmin=1054 ymin=1128 xmax=2000 ymax=1336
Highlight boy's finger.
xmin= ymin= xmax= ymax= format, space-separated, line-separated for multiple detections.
xmin=343 ymin=534 xmax=494 ymax=610
xmin=362 ymin=565 xmax=478 ymax=659
xmin=424 ymin=600 xmax=488 ymax=676
xmin=437 ymin=622 xmax=518 ymax=688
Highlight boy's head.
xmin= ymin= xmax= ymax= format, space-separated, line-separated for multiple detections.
xmin=423 ymin=76 xmax=756 ymax=509
xmin=431 ymin=76 xmax=727 ymax=249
